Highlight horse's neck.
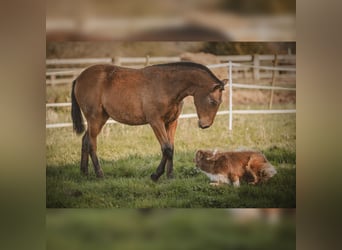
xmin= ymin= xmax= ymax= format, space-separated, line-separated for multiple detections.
xmin=172 ymin=80 xmax=198 ymax=103
xmin=174 ymin=71 xmax=202 ymax=99
xmin=154 ymin=68 xmax=202 ymax=103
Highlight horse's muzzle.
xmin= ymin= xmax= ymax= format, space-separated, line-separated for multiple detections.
xmin=198 ymin=120 xmax=210 ymax=129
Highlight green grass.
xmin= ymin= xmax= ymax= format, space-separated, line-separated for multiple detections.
xmin=46 ymin=113 xmax=296 ymax=208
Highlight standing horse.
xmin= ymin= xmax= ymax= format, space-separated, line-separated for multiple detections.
xmin=71 ymin=62 xmax=225 ymax=181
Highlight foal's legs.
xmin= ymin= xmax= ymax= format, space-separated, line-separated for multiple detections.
xmin=150 ymin=120 xmax=173 ymax=181
xmin=88 ymin=126 xmax=104 ymax=178
xmin=151 ymin=155 xmax=167 ymax=181
xmin=80 ymin=133 xmax=89 ymax=175
xmin=165 ymin=120 xmax=178 ymax=178
xmin=82 ymin=111 xmax=109 ymax=178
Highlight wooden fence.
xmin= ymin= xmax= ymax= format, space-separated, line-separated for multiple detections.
xmin=46 ymin=54 xmax=295 ymax=85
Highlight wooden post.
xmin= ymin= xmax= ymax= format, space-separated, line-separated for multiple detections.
xmin=253 ymin=54 xmax=260 ymax=80
xmin=269 ymin=54 xmax=278 ymax=109
xmin=114 ymin=56 xmax=121 ymax=66
xmin=145 ymin=55 xmax=150 ymax=66
xmin=228 ymin=61 xmax=233 ymax=131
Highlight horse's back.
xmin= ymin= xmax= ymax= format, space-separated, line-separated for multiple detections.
xmin=76 ymin=64 xmax=117 ymax=86
xmin=75 ymin=64 xmax=148 ymax=125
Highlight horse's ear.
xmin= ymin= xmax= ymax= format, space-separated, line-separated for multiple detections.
xmin=221 ymin=79 xmax=228 ymax=85
xmin=212 ymin=83 xmax=224 ymax=91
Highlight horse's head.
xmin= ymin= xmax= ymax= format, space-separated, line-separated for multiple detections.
xmin=194 ymin=79 xmax=227 ymax=129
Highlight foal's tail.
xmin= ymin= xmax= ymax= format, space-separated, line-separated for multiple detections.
xmin=71 ymin=80 xmax=85 ymax=134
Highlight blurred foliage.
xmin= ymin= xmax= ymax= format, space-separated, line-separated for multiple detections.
xmin=46 ymin=42 xmax=296 ymax=58
xmin=46 ymin=42 xmax=203 ymax=58
xmin=219 ymin=0 xmax=296 ymax=14
xmin=201 ymin=42 xmax=296 ymax=55
xmin=47 ymin=0 xmax=295 ymax=17
xmin=47 ymin=209 xmax=295 ymax=250
xmin=46 ymin=1 xmax=295 ymax=41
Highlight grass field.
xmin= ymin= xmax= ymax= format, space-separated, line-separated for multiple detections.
xmin=46 ymin=109 xmax=296 ymax=208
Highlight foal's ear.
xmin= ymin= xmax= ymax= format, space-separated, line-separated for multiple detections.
xmin=212 ymin=83 xmax=224 ymax=92
xmin=221 ymin=79 xmax=228 ymax=85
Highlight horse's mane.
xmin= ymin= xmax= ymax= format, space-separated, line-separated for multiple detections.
xmin=148 ymin=62 xmax=224 ymax=86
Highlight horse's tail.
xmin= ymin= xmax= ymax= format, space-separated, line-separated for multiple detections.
xmin=71 ymin=79 xmax=85 ymax=134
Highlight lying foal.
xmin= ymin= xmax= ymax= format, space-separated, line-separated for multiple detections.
xmin=194 ymin=149 xmax=277 ymax=187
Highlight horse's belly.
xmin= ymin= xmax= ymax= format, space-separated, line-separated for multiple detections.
xmin=107 ymin=109 xmax=147 ymax=125
xmin=102 ymin=90 xmax=147 ymax=125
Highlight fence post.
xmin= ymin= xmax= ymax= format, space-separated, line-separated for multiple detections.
xmin=145 ymin=55 xmax=150 ymax=66
xmin=269 ymin=54 xmax=278 ymax=109
xmin=51 ymin=75 xmax=55 ymax=86
xmin=114 ymin=56 xmax=121 ymax=66
xmin=253 ymin=54 xmax=260 ymax=80
xmin=229 ymin=61 xmax=233 ymax=131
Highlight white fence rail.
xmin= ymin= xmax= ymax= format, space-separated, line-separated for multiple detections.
xmin=46 ymin=109 xmax=296 ymax=129
xmin=46 ymin=58 xmax=113 ymax=65
xmin=46 ymin=60 xmax=296 ymax=130
xmin=116 ymin=56 xmax=181 ymax=65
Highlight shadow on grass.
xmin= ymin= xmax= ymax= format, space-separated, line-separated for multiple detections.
xmin=46 ymin=147 xmax=295 ymax=208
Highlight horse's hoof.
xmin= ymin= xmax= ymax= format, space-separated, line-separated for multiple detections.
xmin=81 ymin=171 xmax=89 ymax=176
xmin=150 ymin=173 xmax=159 ymax=182
xmin=167 ymin=174 xmax=174 ymax=179
xmin=96 ymin=170 xmax=104 ymax=178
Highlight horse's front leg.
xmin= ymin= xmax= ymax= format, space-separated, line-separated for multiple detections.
xmin=150 ymin=149 xmax=170 ymax=181
xmin=86 ymin=114 xmax=108 ymax=178
xmin=150 ymin=121 xmax=172 ymax=181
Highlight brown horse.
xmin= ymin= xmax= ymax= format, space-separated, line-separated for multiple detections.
xmin=71 ymin=62 xmax=225 ymax=181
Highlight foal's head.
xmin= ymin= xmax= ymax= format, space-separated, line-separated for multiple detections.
xmin=194 ymin=75 xmax=226 ymax=129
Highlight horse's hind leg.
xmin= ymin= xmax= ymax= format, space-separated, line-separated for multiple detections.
xmin=87 ymin=114 xmax=109 ymax=178
xmin=80 ymin=133 xmax=89 ymax=175
xmin=165 ymin=119 xmax=178 ymax=179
